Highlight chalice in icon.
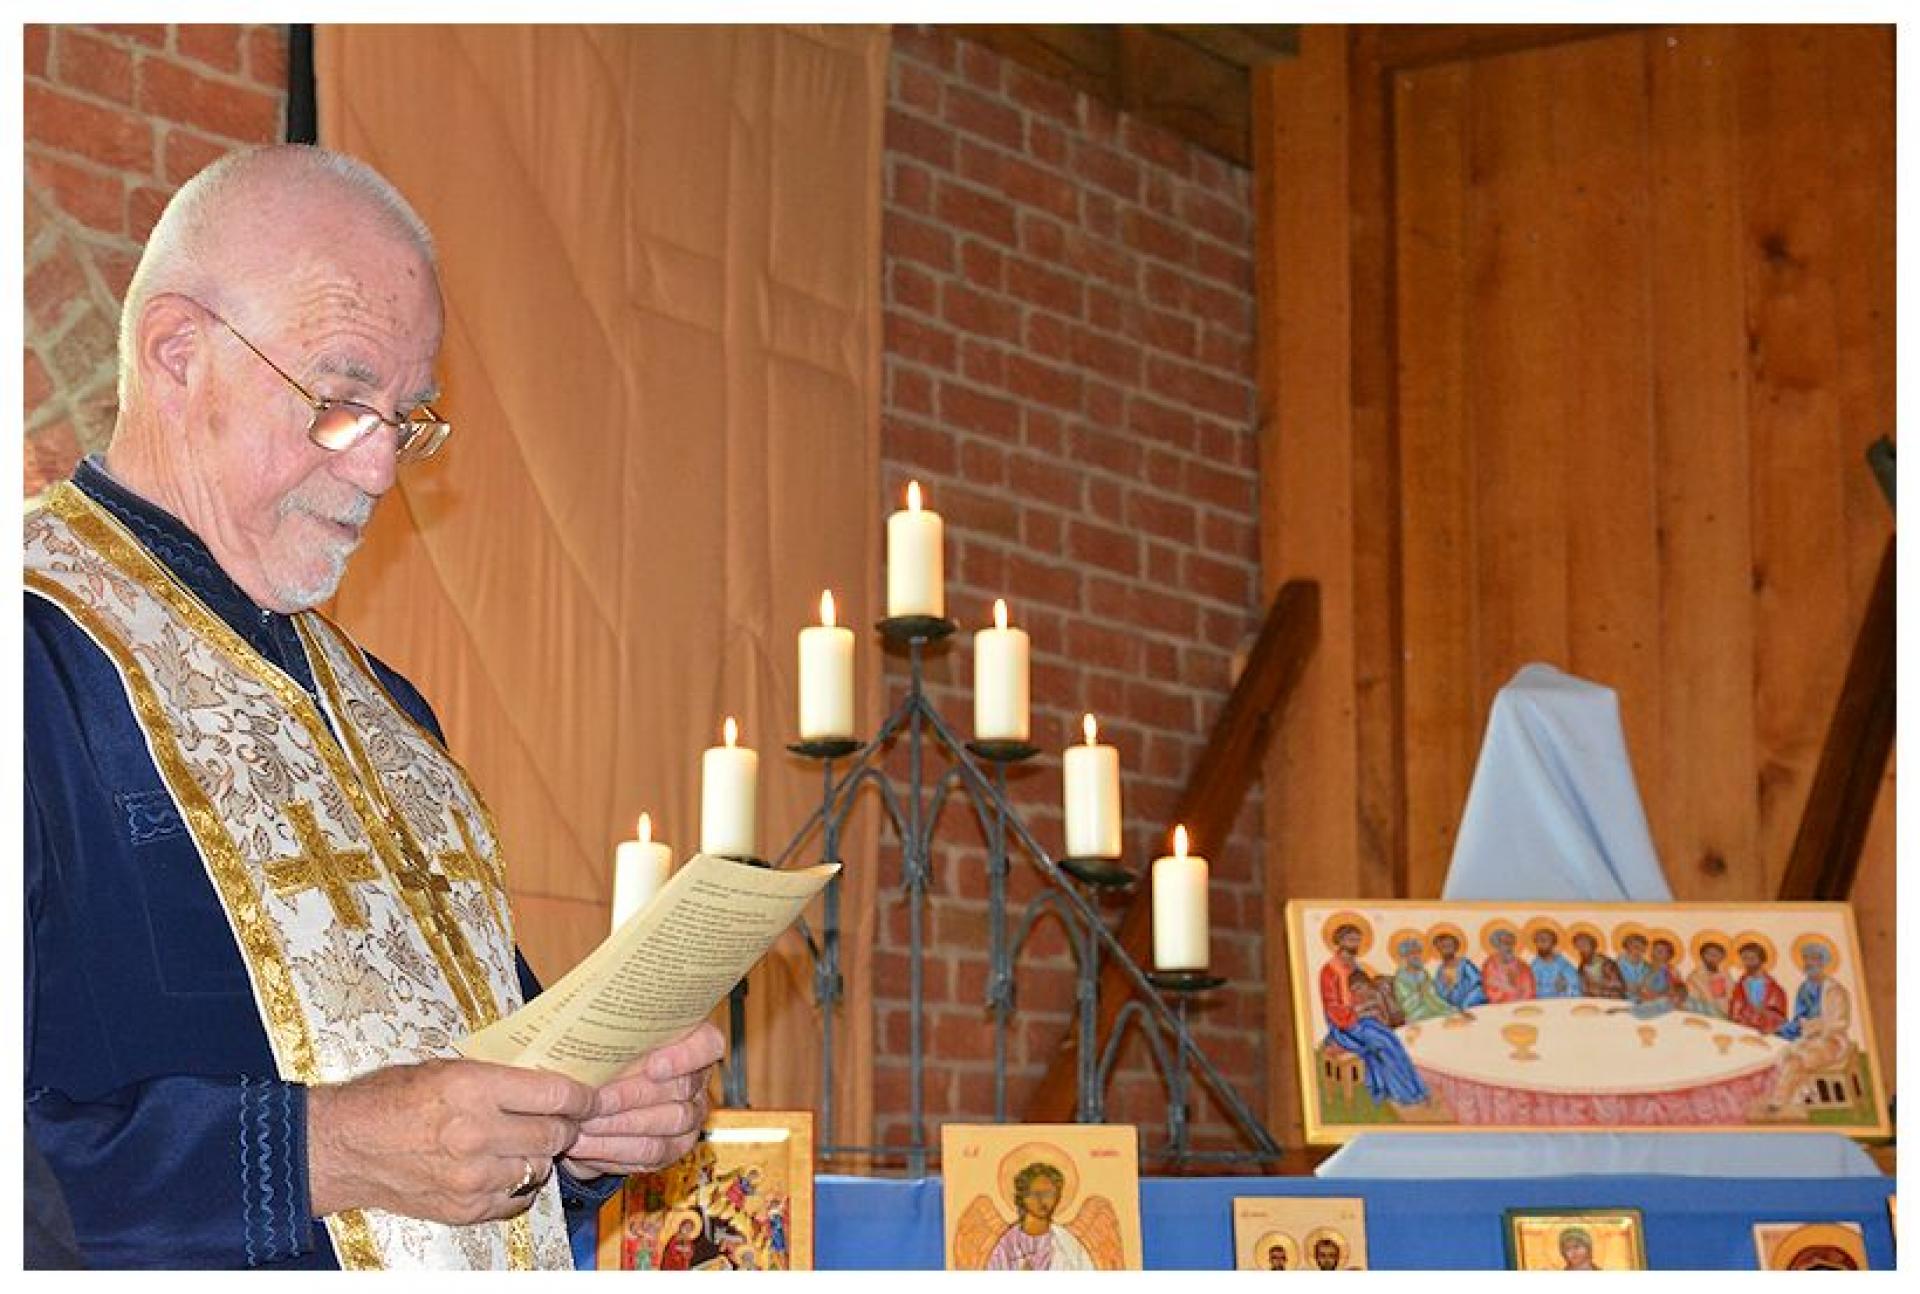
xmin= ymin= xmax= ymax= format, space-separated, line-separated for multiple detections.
xmin=1501 ymin=1021 xmax=1541 ymax=1062
xmin=1637 ymin=1024 xmax=1658 ymax=1048
xmin=1712 ymin=1035 xmax=1734 ymax=1055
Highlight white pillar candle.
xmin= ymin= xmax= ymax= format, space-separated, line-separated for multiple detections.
xmin=1063 ymin=713 xmax=1122 ymax=858
xmin=886 ymin=480 xmax=945 ymax=618
xmin=798 ymin=589 xmax=855 ymax=741
xmin=1152 ymin=825 xmax=1209 ymax=971
xmin=700 ymin=716 xmax=760 ymax=858
xmin=973 ymin=598 xmax=1030 ymax=743
xmin=612 ymin=812 xmax=674 ymax=931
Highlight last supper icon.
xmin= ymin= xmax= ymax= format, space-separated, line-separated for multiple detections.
xmin=1288 ymin=901 xmax=1888 ymax=1143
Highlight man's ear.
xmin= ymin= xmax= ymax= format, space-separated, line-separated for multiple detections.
xmin=135 ymin=294 xmax=205 ymax=403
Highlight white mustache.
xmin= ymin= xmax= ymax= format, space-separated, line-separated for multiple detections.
xmin=283 ymin=489 xmax=374 ymax=526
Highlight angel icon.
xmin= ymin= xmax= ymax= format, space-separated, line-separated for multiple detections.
xmin=950 ymin=1141 xmax=1126 ymax=1270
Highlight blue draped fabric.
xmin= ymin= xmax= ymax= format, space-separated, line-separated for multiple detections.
xmin=1433 ymin=960 xmax=1487 ymax=1010
xmin=1776 ymin=980 xmax=1822 ymax=1042
xmin=1530 ymin=953 xmax=1580 ymax=999
xmin=25 ymin=460 xmax=617 ymax=1268
xmin=1323 ymin=1021 xmax=1429 ymax=1105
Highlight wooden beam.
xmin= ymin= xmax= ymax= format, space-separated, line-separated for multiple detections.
xmin=1117 ymin=25 xmax=1254 ymax=165
xmin=1019 ymin=579 xmax=1321 ymax=1124
xmin=1155 ymin=24 xmax=1300 ymax=69
xmin=1375 ymin=24 xmax=1649 ymax=71
xmin=1777 ymin=534 xmax=1896 ymax=900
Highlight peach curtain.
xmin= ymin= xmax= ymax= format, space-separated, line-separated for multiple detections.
xmin=316 ymin=25 xmax=885 ymax=1128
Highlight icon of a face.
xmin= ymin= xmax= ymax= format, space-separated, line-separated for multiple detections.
xmin=1492 ymin=929 xmax=1516 ymax=957
xmin=1312 ymin=1238 xmax=1342 ymax=1270
xmin=1572 ymin=931 xmax=1598 ymax=960
xmin=1623 ymin=934 xmax=1648 ymax=960
xmin=1266 ymin=1245 xmax=1289 ymax=1270
xmin=1701 ymin=943 xmax=1726 ymax=971
xmin=1433 ymin=933 xmax=1460 ymax=961
xmin=1801 ymin=945 xmax=1830 ymax=980
xmin=1559 ymin=1228 xmax=1595 ymax=1270
xmin=1334 ymin=924 xmax=1363 ymax=956
xmin=1739 ymin=943 xmax=1765 ymax=971
xmin=1532 ymin=928 xmax=1558 ymax=957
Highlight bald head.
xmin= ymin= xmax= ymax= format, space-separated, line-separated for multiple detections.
xmin=104 ymin=145 xmax=444 ymax=612
xmin=117 ymin=145 xmax=436 ymax=407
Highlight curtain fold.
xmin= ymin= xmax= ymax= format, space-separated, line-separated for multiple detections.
xmin=316 ymin=23 xmax=884 ymax=1133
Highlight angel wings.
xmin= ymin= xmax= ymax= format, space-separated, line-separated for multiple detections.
xmin=949 ymin=1192 xmax=1127 ymax=1270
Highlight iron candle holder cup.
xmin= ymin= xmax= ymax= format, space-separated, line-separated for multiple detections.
xmin=1059 ymin=856 xmax=1137 ymax=888
xmin=876 ymin=614 xmax=957 ymax=646
xmin=1147 ymin=970 xmax=1228 ymax=994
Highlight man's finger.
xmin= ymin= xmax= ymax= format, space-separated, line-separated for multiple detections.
xmin=477 ymin=1062 xmax=598 ymax=1120
xmin=642 ymin=1022 xmax=726 ymax=1082
xmin=578 ymin=1096 xmax=706 ymax=1142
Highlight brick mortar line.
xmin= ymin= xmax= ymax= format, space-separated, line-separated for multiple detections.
xmin=882 ymin=374 xmax=1260 ymax=477
xmin=883 ymin=282 xmax=1259 ymax=383
xmin=885 ymin=107 xmax=1255 ymax=252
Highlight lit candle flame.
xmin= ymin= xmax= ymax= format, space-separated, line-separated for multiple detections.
xmin=820 ymin=589 xmax=837 ymax=628
xmin=638 ymin=812 xmax=653 ymax=845
xmin=1083 ymin=713 xmax=1099 ymax=746
xmin=907 ymin=480 xmax=923 ymax=512
xmin=993 ymin=598 xmax=1009 ymax=631
xmin=1173 ymin=825 xmax=1189 ymax=858
xmin=723 ymin=716 xmax=739 ymax=748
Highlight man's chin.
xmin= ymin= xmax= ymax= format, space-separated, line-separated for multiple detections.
xmin=265 ymin=551 xmax=353 ymax=611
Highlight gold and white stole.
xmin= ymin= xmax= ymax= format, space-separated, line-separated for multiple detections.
xmin=25 ymin=483 xmax=573 ymax=1270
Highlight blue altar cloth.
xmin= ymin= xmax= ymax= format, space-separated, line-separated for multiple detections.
xmin=576 ymin=1171 xmax=1897 ymax=1270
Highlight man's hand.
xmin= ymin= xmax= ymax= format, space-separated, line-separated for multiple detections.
xmin=561 ymin=1022 xmax=726 ymax=1181
xmin=307 ymin=1058 xmax=597 ymax=1225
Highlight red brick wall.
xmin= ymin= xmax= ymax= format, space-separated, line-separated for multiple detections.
xmin=23 ymin=23 xmax=288 ymax=495
xmin=875 ymin=27 xmax=1267 ymax=1156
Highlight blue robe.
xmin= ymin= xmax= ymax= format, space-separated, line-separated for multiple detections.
xmin=1776 ymin=979 xmax=1824 ymax=1042
xmin=1324 ymin=1019 xmax=1430 ymax=1105
xmin=1530 ymin=952 xmax=1581 ymax=999
xmin=1617 ymin=955 xmax=1653 ymax=999
xmin=1432 ymin=958 xmax=1487 ymax=1010
xmin=1629 ymin=966 xmax=1679 ymax=1018
xmin=25 ymin=460 xmax=619 ymax=1268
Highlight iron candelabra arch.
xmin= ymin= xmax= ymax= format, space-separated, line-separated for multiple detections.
xmin=722 ymin=615 xmax=1284 ymax=1176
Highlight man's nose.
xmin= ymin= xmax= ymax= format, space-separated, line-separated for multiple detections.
xmin=331 ymin=424 xmax=400 ymax=497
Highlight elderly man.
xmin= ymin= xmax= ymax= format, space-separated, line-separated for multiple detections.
xmin=24 ymin=144 xmax=723 ymax=1269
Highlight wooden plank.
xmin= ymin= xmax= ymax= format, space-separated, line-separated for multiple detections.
xmin=1647 ymin=25 xmax=1762 ymax=900
xmin=1018 ymin=581 xmax=1320 ymax=1126
xmin=1823 ymin=26 xmax=1896 ymax=623
xmin=1116 ymin=25 xmax=1253 ymax=165
xmin=1778 ymin=535 xmax=1895 ymax=901
xmin=1345 ymin=27 xmax=1405 ymax=899
xmin=1818 ymin=23 xmax=1896 ymax=1101
xmin=1465 ymin=42 xmax=1569 ymax=712
xmin=1377 ymin=24 xmax=1649 ymax=71
xmin=1551 ymin=34 xmax=1665 ymax=874
xmin=1254 ymin=24 xmax=1359 ymax=1148
xmin=1393 ymin=60 xmax=1477 ymax=897
xmin=1736 ymin=26 xmax=1851 ymax=894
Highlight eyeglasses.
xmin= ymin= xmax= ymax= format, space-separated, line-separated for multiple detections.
xmin=195 ymin=299 xmax=451 ymax=464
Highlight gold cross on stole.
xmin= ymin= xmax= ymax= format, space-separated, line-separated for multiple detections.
xmin=437 ymin=809 xmax=507 ymax=935
xmin=266 ymin=801 xmax=379 ymax=928
xmin=383 ymin=828 xmax=494 ymax=1024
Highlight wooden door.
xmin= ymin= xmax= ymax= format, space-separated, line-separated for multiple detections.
xmin=1256 ymin=24 xmax=1894 ymax=1143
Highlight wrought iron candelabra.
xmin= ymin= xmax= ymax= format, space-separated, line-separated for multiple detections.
xmin=722 ymin=615 xmax=1284 ymax=1176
